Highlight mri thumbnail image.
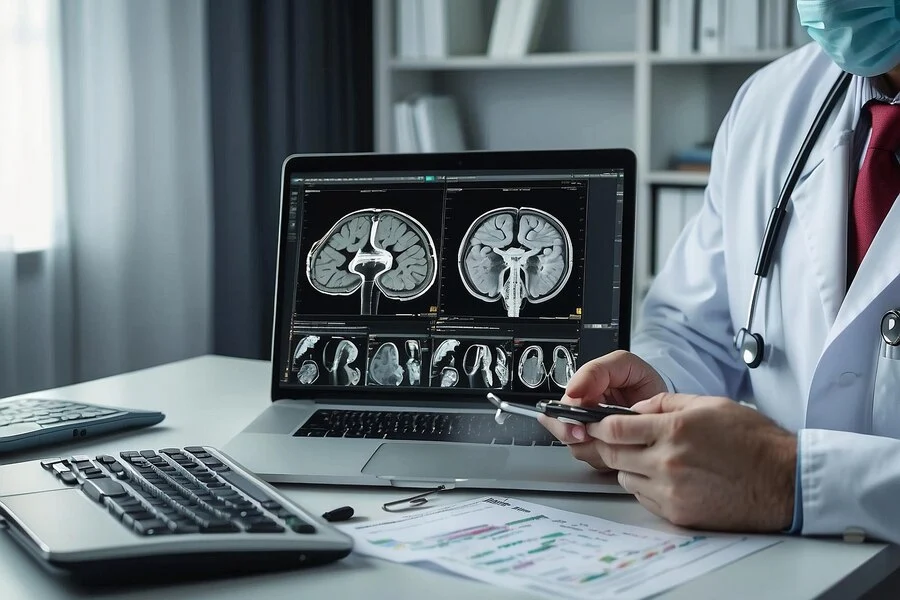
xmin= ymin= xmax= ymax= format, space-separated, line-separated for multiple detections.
xmin=430 ymin=338 xmax=512 ymax=390
xmin=290 ymin=333 xmax=366 ymax=386
xmin=366 ymin=336 xmax=429 ymax=387
xmin=305 ymin=207 xmax=439 ymax=316
xmin=513 ymin=341 xmax=578 ymax=392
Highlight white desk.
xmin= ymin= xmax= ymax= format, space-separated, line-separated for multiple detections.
xmin=1 ymin=355 xmax=898 ymax=600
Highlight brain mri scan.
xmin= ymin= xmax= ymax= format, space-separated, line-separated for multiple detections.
xmin=293 ymin=335 xmax=321 ymax=384
xmin=368 ymin=342 xmax=405 ymax=386
xmin=405 ymin=340 xmax=422 ymax=386
xmin=462 ymin=344 xmax=494 ymax=388
xmin=549 ymin=345 xmax=575 ymax=388
xmin=431 ymin=339 xmax=460 ymax=387
xmin=323 ymin=339 xmax=361 ymax=386
xmin=458 ymin=207 xmax=573 ymax=317
xmin=518 ymin=345 xmax=548 ymax=389
xmin=306 ymin=209 xmax=437 ymax=315
xmin=494 ymin=346 xmax=509 ymax=388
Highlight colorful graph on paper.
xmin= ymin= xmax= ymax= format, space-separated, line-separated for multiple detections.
xmin=341 ymin=497 xmax=777 ymax=600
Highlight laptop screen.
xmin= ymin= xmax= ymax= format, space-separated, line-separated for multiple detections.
xmin=274 ymin=164 xmax=628 ymax=403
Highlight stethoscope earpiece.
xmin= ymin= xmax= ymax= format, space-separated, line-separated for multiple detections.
xmin=882 ymin=310 xmax=900 ymax=347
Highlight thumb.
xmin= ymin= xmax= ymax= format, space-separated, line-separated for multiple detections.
xmin=631 ymin=393 xmax=696 ymax=414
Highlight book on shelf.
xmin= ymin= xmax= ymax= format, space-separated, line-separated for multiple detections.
xmin=653 ymin=186 xmax=705 ymax=274
xmin=488 ymin=0 xmax=547 ymax=58
xmin=396 ymin=0 xmax=486 ymax=59
xmin=670 ymin=142 xmax=713 ymax=172
xmin=393 ymin=95 xmax=467 ymax=153
xmin=659 ymin=0 xmax=797 ymax=55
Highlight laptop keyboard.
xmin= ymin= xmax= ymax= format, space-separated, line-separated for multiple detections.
xmin=40 ymin=447 xmax=316 ymax=536
xmin=294 ymin=409 xmax=563 ymax=446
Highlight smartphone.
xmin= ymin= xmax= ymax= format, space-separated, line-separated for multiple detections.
xmin=538 ymin=400 xmax=637 ymax=424
xmin=486 ymin=393 xmax=637 ymax=425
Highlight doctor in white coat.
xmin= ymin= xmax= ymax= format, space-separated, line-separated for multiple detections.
xmin=543 ymin=1 xmax=900 ymax=543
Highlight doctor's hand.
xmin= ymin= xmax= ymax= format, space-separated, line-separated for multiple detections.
xmin=588 ymin=394 xmax=797 ymax=532
xmin=539 ymin=351 xmax=667 ymax=471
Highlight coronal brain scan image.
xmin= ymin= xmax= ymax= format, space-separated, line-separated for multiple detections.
xmin=306 ymin=209 xmax=438 ymax=315
xmin=458 ymin=207 xmax=573 ymax=318
xmin=513 ymin=341 xmax=578 ymax=391
xmin=549 ymin=345 xmax=575 ymax=388
xmin=517 ymin=345 xmax=548 ymax=389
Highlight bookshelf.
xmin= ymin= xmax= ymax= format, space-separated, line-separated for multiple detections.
xmin=373 ymin=0 xmax=809 ymax=327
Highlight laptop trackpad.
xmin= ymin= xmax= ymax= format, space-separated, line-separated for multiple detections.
xmin=362 ymin=443 xmax=509 ymax=479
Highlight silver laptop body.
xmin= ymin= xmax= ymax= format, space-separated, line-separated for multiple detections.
xmin=225 ymin=150 xmax=637 ymax=494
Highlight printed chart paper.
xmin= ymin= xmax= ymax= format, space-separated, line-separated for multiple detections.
xmin=340 ymin=497 xmax=778 ymax=600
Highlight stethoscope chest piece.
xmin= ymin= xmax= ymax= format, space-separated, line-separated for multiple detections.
xmin=736 ymin=328 xmax=765 ymax=368
xmin=882 ymin=310 xmax=900 ymax=346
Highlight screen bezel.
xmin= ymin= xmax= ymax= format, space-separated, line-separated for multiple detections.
xmin=270 ymin=149 xmax=636 ymax=403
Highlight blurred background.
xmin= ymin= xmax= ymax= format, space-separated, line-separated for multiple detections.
xmin=0 ymin=0 xmax=809 ymax=398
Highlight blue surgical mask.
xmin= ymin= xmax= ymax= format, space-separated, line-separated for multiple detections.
xmin=797 ymin=0 xmax=900 ymax=77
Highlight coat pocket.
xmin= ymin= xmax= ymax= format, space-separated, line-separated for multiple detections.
xmin=873 ymin=340 xmax=900 ymax=437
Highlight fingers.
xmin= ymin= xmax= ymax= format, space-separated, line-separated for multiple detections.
xmin=631 ymin=393 xmax=698 ymax=414
xmin=591 ymin=440 xmax=655 ymax=476
xmin=618 ymin=471 xmax=664 ymax=515
xmin=586 ymin=414 xmax=666 ymax=445
xmin=568 ymin=442 xmax=614 ymax=472
xmin=564 ymin=350 xmax=644 ymax=405
xmin=538 ymin=414 xmax=586 ymax=443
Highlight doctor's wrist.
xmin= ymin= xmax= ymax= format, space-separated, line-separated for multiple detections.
xmin=769 ymin=432 xmax=798 ymax=532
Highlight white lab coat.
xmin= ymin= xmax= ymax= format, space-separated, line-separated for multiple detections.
xmin=632 ymin=43 xmax=900 ymax=543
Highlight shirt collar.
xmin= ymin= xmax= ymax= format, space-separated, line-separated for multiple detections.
xmin=857 ymin=75 xmax=900 ymax=106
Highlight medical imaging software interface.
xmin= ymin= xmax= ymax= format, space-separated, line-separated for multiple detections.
xmin=277 ymin=169 xmax=625 ymax=399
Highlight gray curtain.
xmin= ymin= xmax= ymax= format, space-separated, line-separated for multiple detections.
xmin=56 ymin=0 xmax=211 ymax=386
xmin=207 ymin=0 xmax=374 ymax=360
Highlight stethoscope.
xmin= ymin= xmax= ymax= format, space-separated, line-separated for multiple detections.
xmin=735 ymin=70 xmax=900 ymax=368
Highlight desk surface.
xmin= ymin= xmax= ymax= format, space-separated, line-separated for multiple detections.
xmin=1 ymin=355 xmax=897 ymax=600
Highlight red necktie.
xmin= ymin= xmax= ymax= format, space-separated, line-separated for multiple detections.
xmin=849 ymin=102 xmax=900 ymax=281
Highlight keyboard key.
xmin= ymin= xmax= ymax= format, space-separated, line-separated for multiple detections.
xmin=123 ymin=511 xmax=156 ymax=528
xmin=52 ymin=463 xmax=71 ymax=477
xmin=217 ymin=471 xmax=276 ymax=504
xmin=170 ymin=522 xmax=200 ymax=534
xmin=40 ymin=458 xmax=64 ymax=470
xmin=184 ymin=446 xmax=205 ymax=453
xmin=36 ymin=417 xmax=60 ymax=425
xmin=96 ymin=455 xmax=116 ymax=465
xmin=140 ymin=450 xmax=158 ymax=458
xmin=59 ymin=472 xmax=77 ymax=485
xmin=284 ymin=516 xmax=315 ymax=534
xmin=160 ymin=448 xmax=182 ymax=455
xmin=245 ymin=521 xmax=285 ymax=533
xmin=120 ymin=451 xmax=140 ymax=460
xmin=133 ymin=518 xmax=170 ymax=535
xmin=261 ymin=501 xmax=282 ymax=510
xmin=200 ymin=520 xmax=240 ymax=533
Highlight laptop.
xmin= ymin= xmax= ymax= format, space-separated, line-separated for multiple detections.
xmin=224 ymin=149 xmax=636 ymax=493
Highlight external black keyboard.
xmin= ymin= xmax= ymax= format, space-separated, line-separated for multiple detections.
xmin=41 ymin=447 xmax=313 ymax=536
xmin=294 ymin=409 xmax=563 ymax=446
xmin=0 ymin=446 xmax=353 ymax=583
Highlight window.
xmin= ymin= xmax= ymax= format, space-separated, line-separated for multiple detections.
xmin=0 ymin=0 xmax=64 ymax=252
